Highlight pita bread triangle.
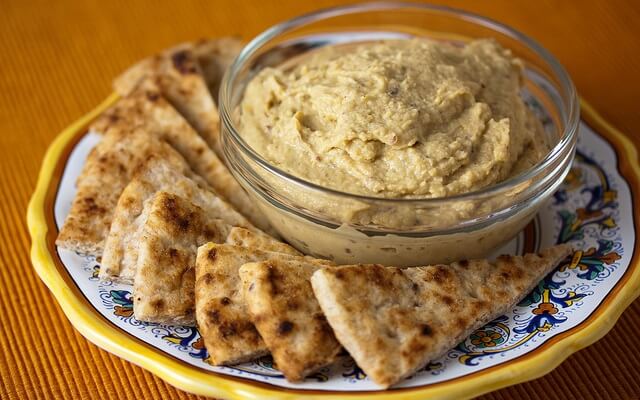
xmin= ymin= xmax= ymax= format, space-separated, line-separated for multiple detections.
xmin=113 ymin=43 xmax=223 ymax=159
xmin=195 ymin=244 xmax=332 ymax=365
xmin=239 ymin=259 xmax=342 ymax=382
xmin=55 ymin=124 xmax=188 ymax=256
xmin=133 ymin=192 xmax=299 ymax=325
xmin=100 ymin=156 xmax=255 ymax=284
xmin=91 ymin=81 xmax=273 ymax=233
xmin=310 ymin=244 xmax=572 ymax=388
xmin=133 ymin=191 xmax=230 ymax=326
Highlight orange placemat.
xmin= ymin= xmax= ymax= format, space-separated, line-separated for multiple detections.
xmin=2 ymin=1 xmax=640 ymax=399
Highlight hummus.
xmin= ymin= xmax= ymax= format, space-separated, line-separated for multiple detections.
xmin=239 ymin=39 xmax=548 ymax=199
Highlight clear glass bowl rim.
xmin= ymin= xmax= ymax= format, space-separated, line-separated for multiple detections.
xmin=219 ymin=1 xmax=580 ymax=207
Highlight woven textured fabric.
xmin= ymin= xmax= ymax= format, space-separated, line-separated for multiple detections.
xmin=1 ymin=1 xmax=640 ymax=399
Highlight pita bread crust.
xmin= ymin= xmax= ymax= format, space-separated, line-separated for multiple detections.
xmin=239 ymin=259 xmax=341 ymax=382
xmin=311 ymin=245 xmax=572 ymax=388
xmin=100 ymin=158 xmax=254 ymax=284
xmin=91 ymin=82 xmax=272 ymax=233
xmin=226 ymin=227 xmax=300 ymax=256
xmin=195 ymin=244 xmax=271 ymax=365
xmin=113 ymin=43 xmax=221 ymax=156
xmin=112 ymin=56 xmax=158 ymax=97
xmin=55 ymin=125 xmax=186 ymax=256
xmin=133 ymin=192 xmax=231 ymax=326
xmin=194 ymin=244 xmax=331 ymax=365
xmin=133 ymin=194 xmax=306 ymax=326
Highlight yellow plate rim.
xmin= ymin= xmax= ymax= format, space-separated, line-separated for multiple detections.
xmin=27 ymin=94 xmax=640 ymax=400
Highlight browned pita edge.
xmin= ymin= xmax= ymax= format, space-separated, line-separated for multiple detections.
xmin=133 ymin=192 xmax=230 ymax=326
xmin=90 ymin=81 xmax=273 ymax=233
xmin=55 ymin=123 xmax=186 ymax=256
xmin=193 ymin=37 xmax=244 ymax=102
xmin=112 ymin=55 xmax=159 ymax=97
xmin=310 ymin=245 xmax=572 ymax=388
xmin=194 ymin=243 xmax=269 ymax=365
xmin=225 ymin=227 xmax=300 ymax=256
xmin=194 ymin=244 xmax=332 ymax=366
xmin=239 ymin=259 xmax=341 ymax=382
xmin=113 ymin=43 xmax=222 ymax=156
xmin=100 ymin=156 xmax=254 ymax=284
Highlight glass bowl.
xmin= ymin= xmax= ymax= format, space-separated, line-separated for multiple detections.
xmin=219 ymin=2 xmax=579 ymax=266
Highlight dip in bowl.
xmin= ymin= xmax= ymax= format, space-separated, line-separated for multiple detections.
xmin=220 ymin=2 xmax=579 ymax=266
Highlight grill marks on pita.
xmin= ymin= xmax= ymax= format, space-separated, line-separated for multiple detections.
xmin=310 ymin=244 xmax=572 ymax=388
xmin=132 ymin=192 xmax=297 ymax=325
xmin=239 ymin=259 xmax=342 ymax=382
xmin=114 ymin=43 xmax=222 ymax=159
xmin=55 ymin=126 xmax=189 ymax=255
xmin=133 ymin=192 xmax=231 ymax=325
xmin=195 ymin=244 xmax=271 ymax=365
xmin=100 ymin=156 xmax=255 ymax=284
xmin=91 ymin=81 xmax=271 ymax=233
xmin=194 ymin=244 xmax=332 ymax=365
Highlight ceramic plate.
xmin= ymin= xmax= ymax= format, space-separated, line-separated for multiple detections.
xmin=28 ymin=95 xmax=640 ymax=399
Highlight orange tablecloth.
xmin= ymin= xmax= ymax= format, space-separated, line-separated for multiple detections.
xmin=2 ymin=1 xmax=640 ymax=398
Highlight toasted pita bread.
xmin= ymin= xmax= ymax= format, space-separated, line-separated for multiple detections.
xmin=91 ymin=82 xmax=272 ymax=233
xmin=239 ymin=259 xmax=342 ymax=381
xmin=193 ymin=37 xmax=244 ymax=101
xmin=226 ymin=227 xmax=300 ymax=256
xmin=55 ymin=125 xmax=188 ymax=256
xmin=112 ymin=55 xmax=159 ymax=98
xmin=195 ymin=244 xmax=270 ymax=365
xmin=113 ymin=43 xmax=222 ymax=157
xmin=195 ymin=244 xmax=331 ymax=365
xmin=133 ymin=192 xmax=230 ymax=325
xmin=100 ymin=158 xmax=255 ymax=284
xmin=133 ymin=193 xmax=292 ymax=325
xmin=311 ymin=245 xmax=572 ymax=388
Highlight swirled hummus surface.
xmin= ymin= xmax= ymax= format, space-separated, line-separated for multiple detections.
xmin=238 ymin=39 xmax=548 ymax=198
